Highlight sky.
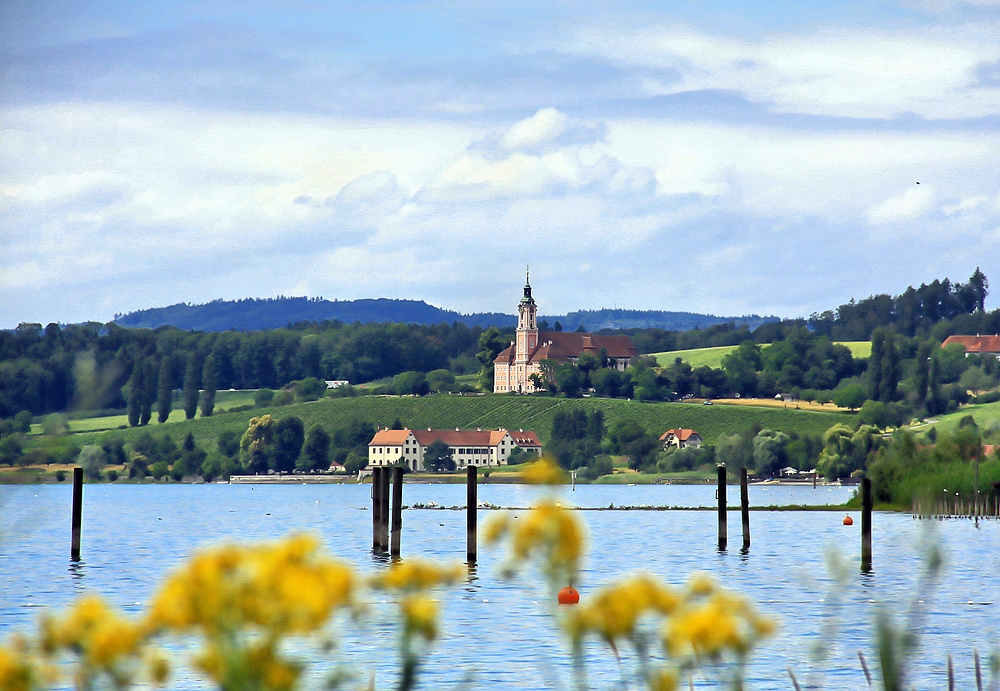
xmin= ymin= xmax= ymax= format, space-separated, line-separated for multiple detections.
xmin=2 ymin=0 xmax=999 ymax=328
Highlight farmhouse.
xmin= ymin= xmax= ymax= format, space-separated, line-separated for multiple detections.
xmin=659 ymin=428 xmax=703 ymax=450
xmin=493 ymin=274 xmax=639 ymax=393
xmin=942 ymin=334 xmax=1000 ymax=358
xmin=368 ymin=427 xmax=542 ymax=472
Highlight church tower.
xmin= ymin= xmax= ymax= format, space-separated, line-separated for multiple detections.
xmin=515 ymin=269 xmax=538 ymax=370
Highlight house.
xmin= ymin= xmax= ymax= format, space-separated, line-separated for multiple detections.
xmin=659 ymin=429 xmax=703 ymax=450
xmin=942 ymin=335 xmax=1000 ymax=358
xmin=493 ymin=272 xmax=639 ymax=393
xmin=325 ymin=380 xmax=350 ymax=389
xmin=367 ymin=427 xmax=542 ymax=472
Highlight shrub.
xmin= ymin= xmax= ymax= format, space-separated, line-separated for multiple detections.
xmin=253 ymin=388 xmax=275 ymax=406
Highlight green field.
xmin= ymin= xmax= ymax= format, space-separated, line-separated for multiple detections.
xmin=915 ymin=400 xmax=1000 ymax=435
xmin=57 ymin=393 xmax=854 ymax=454
xmin=651 ymin=341 xmax=871 ymax=369
xmin=28 ymin=391 xmax=257 ymax=435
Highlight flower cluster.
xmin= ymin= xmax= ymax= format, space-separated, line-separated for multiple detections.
xmin=370 ymin=560 xmax=465 ymax=643
xmin=484 ymin=498 xmax=586 ymax=585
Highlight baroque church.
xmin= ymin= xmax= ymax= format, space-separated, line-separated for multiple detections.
xmin=493 ymin=274 xmax=639 ymax=393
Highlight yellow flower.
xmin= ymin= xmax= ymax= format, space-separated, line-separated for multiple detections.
xmin=146 ymin=534 xmax=356 ymax=636
xmin=0 ymin=643 xmax=38 ymax=691
xmin=566 ymin=574 xmax=680 ymax=646
xmin=664 ymin=591 xmax=774 ymax=659
xmin=401 ymin=596 xmax=439 ymax=641
xmin=650 ymin=668 xmax=678 ymax=691
xmin=371 ymin=560 xmax=464 ymax=592
xmin=496 ymin=499 xmax=586 ymax=585
xmin=522 ymin=457 xmax=568 ymax=485
xmin=40 ymin=595 xmax=144 ymax=668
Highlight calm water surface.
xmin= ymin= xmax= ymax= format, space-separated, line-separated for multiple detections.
xmin=1 ymin=483 xmax=997 ymax=690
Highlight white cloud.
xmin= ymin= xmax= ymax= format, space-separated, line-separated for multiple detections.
xmin=868 ymin=186 xmax=937 ymax=223
xmin=552 ymin=23 xmax=1000 ymax=119
xmin=500 ymin=108 xmax=569 ymax=151
xmin=943 ymin=194 xmax=993 ymax=214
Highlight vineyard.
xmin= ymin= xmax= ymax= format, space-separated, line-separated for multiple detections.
xmin=61 ymin=394 xmax=855 ymax=453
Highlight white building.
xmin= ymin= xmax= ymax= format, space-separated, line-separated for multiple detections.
xmin=367 ymin=427 xmax=542 ymax=471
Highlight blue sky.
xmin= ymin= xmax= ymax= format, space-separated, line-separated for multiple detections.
xmin=2 ymin=0 xmax=999 ymax=327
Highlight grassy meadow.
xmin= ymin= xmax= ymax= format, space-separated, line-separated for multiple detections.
xmin=53 ymin=393 xmax=855 ymax=458
xmin=911 ymin=400 xmax=1000 ymax=435
xmin=651 ymin=341 xmax=871 ymax=369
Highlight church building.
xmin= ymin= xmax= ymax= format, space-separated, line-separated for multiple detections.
xmin=493 ymin=275 xmax=639 ymax=393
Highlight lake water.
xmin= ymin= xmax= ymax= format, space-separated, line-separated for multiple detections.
xmin=1 ymin=483 xmax=997 ymax=690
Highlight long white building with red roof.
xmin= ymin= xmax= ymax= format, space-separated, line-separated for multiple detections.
xmin=493 ymin=274 xmax=639 ymax=393
xmin=942 ymin=334 xmax=1000 ymax=358
xmin=368 ymin=427 xmax=542 ymax=471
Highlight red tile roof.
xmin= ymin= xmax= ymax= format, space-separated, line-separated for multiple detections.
xmin=659 ymin=428 xmax=700 ymax=442
xmin=369 ymin=428 xmax=541 ymax=448
xmin=942 ymin=335 xmax=1000 ymax=353
xmin=495 ymin=331 xmax=639 ymax=366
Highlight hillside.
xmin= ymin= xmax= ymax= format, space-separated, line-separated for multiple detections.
xmin=64 ymin=394 xmax=855 ymax=453
xmin=113 ymin=297 xmax=777 ymax=333
xmin=652 ymin=341 xmax=872 ymax=369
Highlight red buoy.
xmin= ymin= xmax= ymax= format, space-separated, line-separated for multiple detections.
xmin=843 ymin=515 xmax=854 ymax=526
xmin=557 ymin=586 xmax=580 ymax=605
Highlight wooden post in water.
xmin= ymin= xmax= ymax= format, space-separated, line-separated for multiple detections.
xmin=71 ymin=467 xmax=83 ymax=560
xmin=717 ymin=464 xmax=727 ymax=551
xmin=861 ymin=477 xmax=873 ymax=570
xmin=379 ymin=466 xmax=391 ymax=551
xmin=390 ymin=466 xmax=403 ymax=557
xmin=372 ymin=467 xmax=382 ymax=552
xmin=740 ymin=467 xmax=750 ymax=551
xmin=467 ymin=465 xmax=477 ymax=563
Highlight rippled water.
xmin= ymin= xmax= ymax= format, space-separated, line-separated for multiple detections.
xmin=1 ymin=483 xmax=997 ymax=690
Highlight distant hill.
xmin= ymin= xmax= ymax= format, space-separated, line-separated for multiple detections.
xmin=114 ymin=297 xmax=778 ymax=333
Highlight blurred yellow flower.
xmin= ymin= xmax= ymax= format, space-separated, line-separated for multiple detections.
xmin=522 ymin=457 xmax=568 ymax=485
xmin=401 ymin=596 xmax=439 ymax=641
xmin=371 ymin=560 xmax=464 ymax=593
xmin=146 ymin=533 xmax=356 ymax=636
xmin=0 ymin=642 xmax=38 ymax=691
xmin=566 ymin=574 xmax=680 ymax=646
xmin=40 ymin=595 xmax=143 ymax=668
xmin=487 ymin=499 xmax=586 ymax=586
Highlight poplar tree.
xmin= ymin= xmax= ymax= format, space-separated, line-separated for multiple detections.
xmin=157 ymin=357 xmax=174 ymax=424
xmin=200 ymin=355 xmax=217 ymax=418
xmin=126 ymin=360 xmax=144 ymax=427
xmin=140 ymin=359 xmax=157 ymax=426
xmin=867 ymin=329 xmax=885 ymax=401
xmin=183 ymin=353 xmax=200 ymax=420
xmin=878 ymin=331 xmax=900 ymax=402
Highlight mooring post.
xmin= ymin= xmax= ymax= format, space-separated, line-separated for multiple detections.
xmin=390 ymin=466 xmax=403 ymax=557
xmin=717 ymin=464 xmax=727 ymax=551
xmin=379 ymin=466 xmax=391 ymax=551
xmin=372 ymin=467 xmax=382 ymax=552
xmin=861 ymin=477 xmax=873 ymax=570
xmin=71 ymin=467 xmax=83 ymax=560
xmin=740 ymin=467 xmax=750 ymax=551
xmin=467 ymin=465 xmax=477 ymax=563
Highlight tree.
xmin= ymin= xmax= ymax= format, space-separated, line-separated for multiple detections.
xmin=553 ymin=363 xmax=583 ymax=397
xmin=293 ymin=377 xmax=325 ymax=402
xmin=393 ymin=371 xmax=429 ymax=396
xmin=867 ymin=330 xmax=885 ymax=401
xmin=476 ymin=327 xmax=512 ymax=390
xmin=200 ymin=355 xmax=217 ymax=417
xmin=183 ymin=353 xmax=200 ymax=420
xmin=78 ymin=445 xmax=107 ymax=480
xmin=126 ymin=360 xmax=145 ymax=427
xmin=913 ymin=341 xmax=931 ymax=402
xmin=424 ymin=439 xmax=455 ymax=472
xmin=126 ymin=452 xmax=149 ymax=479
xmin=217 ymin=430 xmax=240 ymax=458
xmin=752 ymin=429 xmax=789 ymax=477
xmin=272 ymin=416 xmax=305 ymax=472
xmin=301 ymin=425 xmax=331 ymax=472
xmin=140 ymin=359 xmax=157 ymax=426
xmin=832 ymin=383 xmax=866 ymax=411
xmin=240 ymin=414 xmax=276 ymax=473
xmin=715 ymin=433 xmax=752 ymax=472
xmin=722 ymin=341 xmax=762 ymax=397
xmin=969 ymin=266 xmax=989 ymax=312
xmin=878 ymin=331 xmax=900 ymax=402
xmin=426 ymin=369 xmax=456 ymax=392
xmin=157 ymin=357 xmax=174 ymax=424
xmin=960 ymin=365 xmax=995 ymax=397
xmin=254 ymin=388 xmax=275 ymax=406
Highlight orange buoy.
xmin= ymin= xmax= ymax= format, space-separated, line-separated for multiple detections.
xmin=843 ymin=515 xmax=854 ymax=526
xmin=557 ymin=586 xmax=580 ymax=605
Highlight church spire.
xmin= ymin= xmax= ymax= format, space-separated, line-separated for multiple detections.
xmin=522 ymin=265 xmax=534 ymax=303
